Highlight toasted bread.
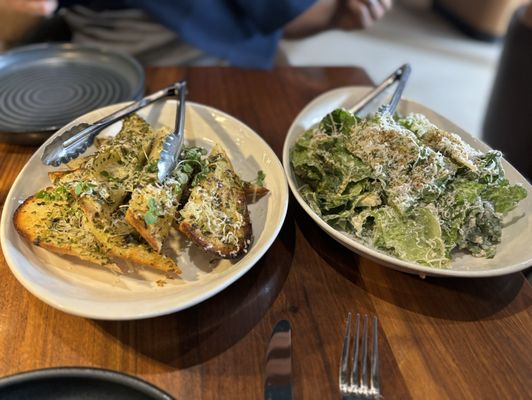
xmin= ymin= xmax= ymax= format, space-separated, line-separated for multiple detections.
xmin=13 ymin=187 xmax=112 ymax=267
xmin=109 ymin=155 xmax=266 ymax=253
xmin=36 ymin=116 xmax=181 ymax=273
xmin=124 ymin=137 xmax=208 ymax=253
xmin=48 ymin=170 xmax=72 ymax=185
xmin=242 ymin=181 xmax=269 ymax=204
xmin=123 ymin=128 xmax=177 ymax=252
xmin=58 ymin=114 xmax=156 ymax=222
xmin=70 ymin=123 xmax=180 ymax=273
xmin=13 ymin=187 xmax=179 ymax=273
xmin=178 ymin=144 xmax=252 ymax=258
xmin=15 ymin=115 xmax=265 ymax=276
xmin=84 ymin=211 xmax=180 ymax=273
xmin=125 ymin=184 xmax=180 ymax=253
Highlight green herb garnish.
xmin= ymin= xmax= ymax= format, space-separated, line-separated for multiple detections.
xmin=144 ymin=197 xmax=160 ymax=225
xmin=74 ymin=181 xmax=95 ymax=196
xmin=36 ymin=185 xmax=70 ymax=202
xmin=256 ymin=170 xmax=266 ymax=187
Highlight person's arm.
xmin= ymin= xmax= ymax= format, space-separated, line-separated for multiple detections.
xmin=284 ymin=0 xmax=393 ymax=38
xmin=0 ymin=0 xmax=57 ymax=16
xmin=283 ymin=0 xmax=337 ymax=37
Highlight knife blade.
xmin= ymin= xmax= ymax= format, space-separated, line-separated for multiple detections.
xmin=264 ymin=320 xmax=292 ymax=400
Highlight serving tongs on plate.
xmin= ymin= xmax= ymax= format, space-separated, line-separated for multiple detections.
xmin=350 ymin=63 xmax=411 ymax=115
xmin=158 ymin=80 xmax=187 ymax=182
xmin=41 ymin=81 xmax=185 ymax=167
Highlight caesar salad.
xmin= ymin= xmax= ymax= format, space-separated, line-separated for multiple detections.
xmin=290 ymin=109 xmax=527 ymax=268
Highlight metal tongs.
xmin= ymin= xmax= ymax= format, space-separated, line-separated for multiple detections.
xmin=41 ymin=81 xmax=184 ymax=167
xmin=157 ymin=80 xmax=187 ymax=182
xmin=350 ymin=63 xmax=411 ymax=115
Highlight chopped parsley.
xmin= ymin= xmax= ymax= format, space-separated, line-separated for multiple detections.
xmin=255 ymin=170 xmax=266 ymax=187
xmin=74 ymin=181 xmax=96 ymax=196
xmin=36 ymin=185 xmax=70 ymax=202
xmin=144 ymin=197 xmax=160 ymax=225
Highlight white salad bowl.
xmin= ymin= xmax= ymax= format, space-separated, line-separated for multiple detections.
xmin=282 ymin=86 xmax=532 ymax=278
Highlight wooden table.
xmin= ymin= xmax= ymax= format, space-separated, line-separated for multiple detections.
xmin=0 ymin=67 xmax=531 ymax=399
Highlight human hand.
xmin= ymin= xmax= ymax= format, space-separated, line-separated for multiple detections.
xmin=283 ymin=0 xmax=393 ymax=38
xmin=335 ymin=0 xmax=394 ymax=30
xmin=0 ymin=0 xmax=57 ymax=16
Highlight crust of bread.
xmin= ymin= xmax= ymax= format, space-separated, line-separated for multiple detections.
xmin=243 ymin=181 xmax=269 ymax=204
xmin=124 ymin=209 xmax=162 ymax=252
xmin=48 ymin=170 xmax=73 ymax=185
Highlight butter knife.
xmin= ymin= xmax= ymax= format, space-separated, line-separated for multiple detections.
xmin=264 ymin=320 xmax=293 ymax=400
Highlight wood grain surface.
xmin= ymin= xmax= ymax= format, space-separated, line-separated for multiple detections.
xmin=0 ymin=67 xmax=531 ymax=400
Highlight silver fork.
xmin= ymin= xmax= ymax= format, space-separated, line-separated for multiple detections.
xmin=339 ymin=313 xmax=380 ymax=400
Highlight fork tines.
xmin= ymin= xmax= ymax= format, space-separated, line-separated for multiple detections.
xmin=339 ymin=313 xmax=380 ymax=399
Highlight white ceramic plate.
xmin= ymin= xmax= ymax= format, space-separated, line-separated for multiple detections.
xmin=1 ymin=100 xmax=288 ymax=319
xmin=283 ymin=86 xmax=532 ymax=278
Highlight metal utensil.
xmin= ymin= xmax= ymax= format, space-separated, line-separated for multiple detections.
xmin=41 ymin=82 xmax=180 ymax=166
xmin=350 ymin=63 xmax=411 ymax=115
xmin=157 ymin=80 xmax=187 ymax=182
xmin=339 ymin=313 xmax=380 ymax=400
xmin=264 ymin=320 xmax=292 ymax=400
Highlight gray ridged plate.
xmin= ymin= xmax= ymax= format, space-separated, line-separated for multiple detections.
xmin=0 ymin=43 xmax=144 ymax=145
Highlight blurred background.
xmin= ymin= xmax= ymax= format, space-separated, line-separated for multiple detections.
xmin=282 ymin=0 xmax=512 ymax=139
xmin=0 ymin=0 xmax=529 ymax=144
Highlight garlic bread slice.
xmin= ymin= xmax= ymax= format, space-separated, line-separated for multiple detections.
xmin=13 ymin=187 xmax=112 ymax=267
xmin=85 ymin=209 xmax=180 ymax=273
xmin=58 ymin=114 xmax=156 ymax=221
xmin=124 ymin=128 xmax=178 ymax=253
xmin=178 ymin=144 xmax=252 ymax=259
xmin=125 ymin=146 xmax=206 ymax=253
xmin=14 ymin=186 xmax=179 ymax=273
xmin=125 ymin=185 xmax=181 ymax=253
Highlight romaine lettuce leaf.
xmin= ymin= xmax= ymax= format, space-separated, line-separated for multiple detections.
xmin=482 ymin=179 xmax=527 ymax=214
xmin=436 ymin=179 xmax=484 ymax=253
xmin=299 ymin=185 xmax=322 ymax=216
xmin=291 ymin=125 xmax=375 ymax=233
xmin=319 ymin=108 xmax=360 ymax=135
xmin=291 ymin=130 xmax=324 ymax=185
xmin=372 ymin=206 xmax=448 ymax=267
